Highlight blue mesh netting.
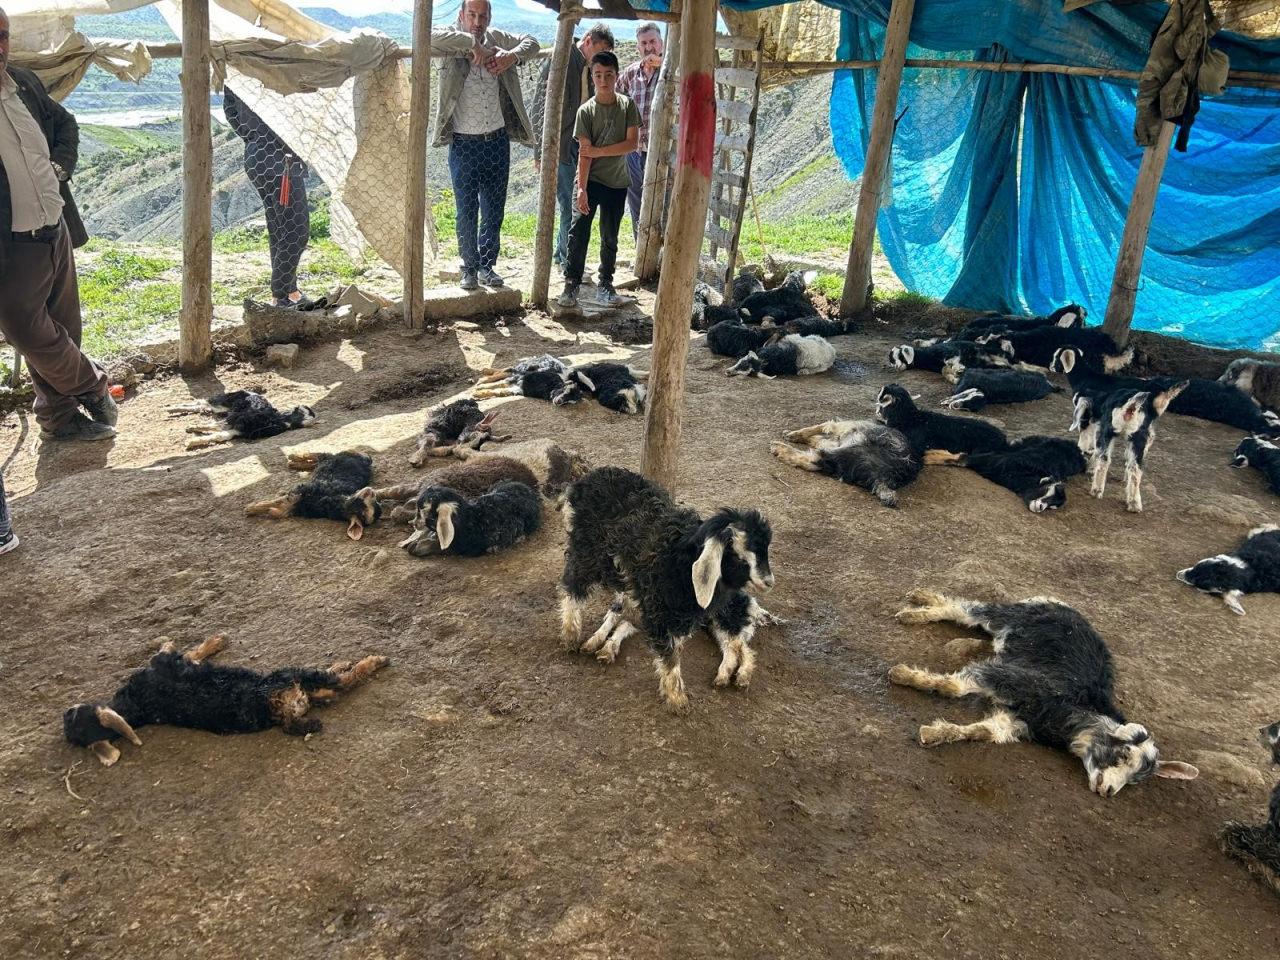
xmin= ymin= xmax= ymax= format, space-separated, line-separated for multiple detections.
xmin=648 ymin=0 xmax=1280 ymax=350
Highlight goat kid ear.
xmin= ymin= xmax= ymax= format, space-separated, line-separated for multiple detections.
xmin=575 ymin=371 xmax=597 ymax=392
xmin=1154 ymin=761 xmax=1199 ymax=781
xmin=346 ymin=517 xmax=365 ymax=541
xmin=691 ymin=534 xmax=727 ymax=609
xmin=95 ymin=706 xmax=142 ymax=746
xmin=1154 ymin=381 xmax=1190 ymax=415
xmin=436 ymin=502 xmax=457 ymax=550
xmin=89 ymin=740 xmax=121 ymax=766
xmin=1223 ymin=590 xmax=1246 ymax=616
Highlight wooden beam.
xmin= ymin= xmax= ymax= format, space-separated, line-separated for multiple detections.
xmin=639 ymin=0 xmax=716 ymax=493
xmin=1102 ymin=120 xmax=1176 ymax=347
xmin=531 ymin=9 xmax=579 ymax=310
xmin=402 ymin=0 xmax=433 ymax=328
xmin=839 ymin=0 xmax=916 ymax=318
xmin=179 ymin=0 xmax=213 ymax=372
xmin=634 ymin=20 xmax=681 ymax=281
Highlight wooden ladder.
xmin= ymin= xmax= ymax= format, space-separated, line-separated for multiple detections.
xmin=703 ymin=32 xmax=763 ymax=295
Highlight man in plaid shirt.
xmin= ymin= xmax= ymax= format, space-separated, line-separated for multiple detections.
xmin=616 ymin=22 xmax=664 ymax=240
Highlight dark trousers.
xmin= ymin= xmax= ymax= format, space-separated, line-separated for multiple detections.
xmin=448 ymin=131 xmax=510 ymax=272
xmin=554 ymin=152 xmax=577 ymax=265
xmin=0 ymin=222 xmax=107 ymax=430
xmin=626 ymin=150 xmax=646 ymax=241
xmin=565 ymin=181 xmax=628 ymax=287
xmin=0 ymin=470 xmax=10 ymax=540
xmin=246 ymin=146 xmax=309 ymax=301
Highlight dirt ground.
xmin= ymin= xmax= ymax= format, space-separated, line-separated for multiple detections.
xmin=1 ymin=293 xmax=1278 ymax=960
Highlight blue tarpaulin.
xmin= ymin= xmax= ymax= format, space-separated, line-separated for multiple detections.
xmin=642 ymin=0 xmax=1280 ymax=350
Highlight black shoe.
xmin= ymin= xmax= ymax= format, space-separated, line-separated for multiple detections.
xmin=460 ymin=270 xmax=479 ymax=292
xmin=557 ymin=282 xmax=580 ymax=308
xmin=41 ymin=411 xmax=116 ymax=442
xmin=77 ymin=390 xmax=119 ymax=427
xmin=478 ymin=267 xmax=504 ymax=288
xmin=0 ymin=532 xmax=18 ymax=556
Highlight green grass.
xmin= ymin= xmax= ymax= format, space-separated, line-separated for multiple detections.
xmin=810 ymin=273 xmax=845 ymax=301
xmin=79 ymin=249 xmax=180 ymax=357
xmin=213 ymin=225 xmax=269 ymax=254
xmin=737 ymin=213 xmax=855 ymax=264
xmin=882 ymin=289 xmax=935 ymax=309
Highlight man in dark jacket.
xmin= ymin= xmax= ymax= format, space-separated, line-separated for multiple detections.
xmin=531 ymin=23 xmax=614 ymax=268
xmin=0 ymin=7 xmax=114 ymax=442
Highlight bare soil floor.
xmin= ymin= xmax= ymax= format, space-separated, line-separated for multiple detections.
xmin=1 ymin=296 xmax=1278 ymax=960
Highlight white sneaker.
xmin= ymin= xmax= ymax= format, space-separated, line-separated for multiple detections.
xmin=0 ymin=532 xmax=19 ymax=556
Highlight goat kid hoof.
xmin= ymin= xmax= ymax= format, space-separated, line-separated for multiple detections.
xmin=904 ymin=589 xmax=945 ymax=607
xmin=1126 ymin=502 xmax=1143 ymax=514
xmin=713 ymin=670 xmax=733 ymax=688
xmin=733 ymin=666 xmax=754 ymax=689
xmin=663 ymin=690 xmax=690 ymax=712
xmin=595 ymin=646 xmax=617 ymax=665
xmin=887 ymin=664 xmax=915 ymax=686
xmin=918 ymin=724 xmax=949 ymax=747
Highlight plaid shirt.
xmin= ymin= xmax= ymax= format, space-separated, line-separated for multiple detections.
xmin=617 ymin=60 xmax=661 ymax=149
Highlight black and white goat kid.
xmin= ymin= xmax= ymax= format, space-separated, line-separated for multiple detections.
xmin=706 ymin=318 xmax=780 ymax=359
xmin=890 ymin=592 xmax=1198 ymax=795
xmin=1232 ymin=435 xmax=1280 ymax=495
xmin=738 ymin=270 xmax=819 ymax=325
xmin=955 ymin=303 xmax=1086 ymax=341
xmin=559 ymin=467 xmax=775 ymax=708
xmin=1219 ymin=721 xmax=1280 ymax=898
xmin=1176 ymin=524 xmax=1280 ymax=616
xmin=727 ymin=333 xmax=836 ymax=379
xmin=245 ymin=450 xmax=381 ymax=540
xmin=554 ymin=361 xmax=648 ymax=414
xmin=985 ymin=325 xmax=1132 ymax=373
xmin=62 ymin=635 xmax=389 ymax=766
xmin=770 ymin=419 xmax=922 ymax=508
xmin=924 ymin=435 xmax=1086 ymax=513
xmin=875 ymin=384 xmax=1008 ymax=456
xmin=472 ymin=355 xmax=574 ymax=404
xmin=941 ymin=367 xmax=1058 ymax=412
xmin=167 ymin=389 xmax=317 ymax=451
xmin=1076 ymin=380 xmax=1187 ymax=512
xmin=400 ymin=480 xmax=541 ymax=558
xmin=1220 ymin=357 xmax=1280 ymax=413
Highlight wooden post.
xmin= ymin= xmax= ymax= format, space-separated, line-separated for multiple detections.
xmin=179 ymin=0 xmax=213 ymax=372
xmin=1102 ymin=121 xmax=1176 ymax=347
xmin=531 ymin=7 xmax=579 ymax=310
xmin=838 ymin=0 xmax=917 ymax=318
xmin=639 ymin=0 xmax=716 ymax=493
xmin=634 ymin=21 xmax=681 ymax=281
xmin=402 ymin=0 xmax=434 ymax=328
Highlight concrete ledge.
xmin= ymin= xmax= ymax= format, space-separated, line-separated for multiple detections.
xmin=420 ymin=286 xmax=523 ymax=326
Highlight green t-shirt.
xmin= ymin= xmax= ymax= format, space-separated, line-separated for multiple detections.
xmin=573 ymin=94 xmax=641 ymax=189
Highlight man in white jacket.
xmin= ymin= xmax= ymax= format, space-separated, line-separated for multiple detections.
xmin=432 ymin=0 xmax=539 ymax=291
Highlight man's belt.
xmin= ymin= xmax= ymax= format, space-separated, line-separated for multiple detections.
xmin=11 ymin=222 xmax=61 ymax=244
xmin=453 ymin=129 xmax=507 ymax=142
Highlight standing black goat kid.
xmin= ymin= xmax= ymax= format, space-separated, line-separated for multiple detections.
xmin=890 ymin=592 xmax=1198 ymax=795
xmin=63 ymin=635 xmax=390 ymax=765
xmin=559 ymin=467 xmax=775 ymax=709
xmin=167 ymin=390 xmax=317 ymax=451
xmin=925 ymin=435 xmax=1086 ymax=513
xmin=400 ymin=480 xmax=541 ymax=557
xmin=245 ymin=450 xmax=381 ymax=540
xmin=1176 ymin=524 xmax=1280 ymax=616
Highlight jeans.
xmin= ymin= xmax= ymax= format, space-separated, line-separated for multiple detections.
xmin=565 ymin=181 xmax=628 ymax=287
xmin=554 ymin=146 xmax=578 ymax=265
xmin=447 ymin=131 xmax=511 ymax=272
xmin=626 ymin=150 xmax=646 ymax=241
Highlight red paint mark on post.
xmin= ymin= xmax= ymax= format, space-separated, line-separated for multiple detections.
xmin=677 ymin=72 xmax=716 ymax=179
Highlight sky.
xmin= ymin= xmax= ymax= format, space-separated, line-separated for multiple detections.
xmin=315 ymin=0 xmax=554 ymax=15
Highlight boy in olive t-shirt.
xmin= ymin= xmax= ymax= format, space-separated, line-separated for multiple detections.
xmin=558 ymin=51 xmax=640 ymax=308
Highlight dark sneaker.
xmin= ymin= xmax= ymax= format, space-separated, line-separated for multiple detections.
xmin=460 ymin=270 xmax=479 ymax=292
xmin=478 ymin=267 xmax=504 ymax=288
xmin=0 ymin=532 xmax=18 ymax=556
xmin=596 ymin=284 xmax=624 ymax=307
xmin=78 ymin=389 xmax=119 ymax=426
xmin=557 ymin=282 xmax=580 ymax=308
xmin=41 ymin=411 xmax=116 ymax=442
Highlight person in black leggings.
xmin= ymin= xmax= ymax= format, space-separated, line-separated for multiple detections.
xmin=223 ymin=86 xmax=311 ymax=308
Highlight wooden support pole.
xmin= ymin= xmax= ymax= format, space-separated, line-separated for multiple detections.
xmin=1102 ymin=120 xmax=1176 ymax=347
xmin=179 ymin=0 xmax=213 ymax=372
xmin=839 ymin=0 xmax=916 ymax=318
xmin=639 ymin=0 xmax=716 ymax=493
xmin=531 ymin=8 xmax=579 ymax=310
xmin=634 ymin=20 xmax=681 ymax=281
xmin=402 ymin=0 xmax=433 ymax=328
